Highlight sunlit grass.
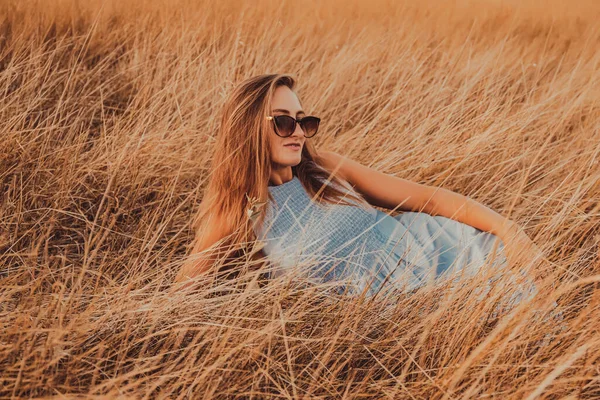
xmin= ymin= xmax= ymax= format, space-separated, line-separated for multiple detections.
xmin=0 ymin=0 xmax=599 ymax=397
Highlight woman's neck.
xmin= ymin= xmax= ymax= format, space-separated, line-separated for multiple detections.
xmin=269 ymin=168 xmax=294 ymax=186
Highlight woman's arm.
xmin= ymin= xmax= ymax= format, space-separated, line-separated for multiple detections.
xmin=317 ymin=150 xmax=543 ymax=267
xmin=317 ymin=150 xmax=517 ymax=237
xmin=316 ymin=150 xmax=437 ymax=213
xmin=426 ymin=186 xmax=517 ymax=238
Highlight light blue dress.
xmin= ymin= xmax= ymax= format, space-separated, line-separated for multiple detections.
xmin=253 ymin=175 xmax=535 ymax=299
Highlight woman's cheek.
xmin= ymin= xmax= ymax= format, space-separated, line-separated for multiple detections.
xmin=270 ymin=143 xmax=282 ymax=163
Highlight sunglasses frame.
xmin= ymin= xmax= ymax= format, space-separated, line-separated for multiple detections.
xmin=266 ymin=115 xmax=320 ymax=138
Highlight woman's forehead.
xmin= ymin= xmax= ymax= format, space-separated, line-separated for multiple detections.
xmin=271 ymin=87 xmax=301 ymax=109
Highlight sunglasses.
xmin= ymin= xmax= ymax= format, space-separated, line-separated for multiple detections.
xmin=266 ymin=115 xmax=320 ymax=138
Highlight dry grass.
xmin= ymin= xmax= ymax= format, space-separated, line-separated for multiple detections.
xmin=1 ymin=0 xmax=599 ymax=398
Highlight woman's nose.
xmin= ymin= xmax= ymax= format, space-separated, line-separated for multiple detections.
xmin=292 ymin=121 xmax=305 ymax=137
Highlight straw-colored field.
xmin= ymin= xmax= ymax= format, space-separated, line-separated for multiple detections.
xmin=1 ymin=0 xmax=599 ymax=397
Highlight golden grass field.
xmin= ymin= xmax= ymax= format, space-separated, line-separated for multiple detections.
xmin=1 ymin=0 xmax=599 ymax=397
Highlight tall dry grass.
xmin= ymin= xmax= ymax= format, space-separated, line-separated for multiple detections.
xmin=0 ymin=0 xmax=599 ymax=397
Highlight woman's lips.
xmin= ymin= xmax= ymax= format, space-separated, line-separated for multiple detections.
xmin=284 ymin=143 xmax=301 ymax=150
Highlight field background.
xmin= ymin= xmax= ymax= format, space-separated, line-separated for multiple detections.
xmin=1 ymin=0 xmax=599 ymax=398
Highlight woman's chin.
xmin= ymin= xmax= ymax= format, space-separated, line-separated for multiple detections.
xmin=284 ymin=156 xmax=302 ymax=165
xmin=273 ymin=155 xmax=302 ymax=167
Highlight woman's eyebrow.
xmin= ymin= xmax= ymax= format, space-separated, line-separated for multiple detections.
xmin=272 ymin=108 xmax=305 ymax=115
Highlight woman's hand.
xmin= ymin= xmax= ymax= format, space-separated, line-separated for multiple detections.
xmin=498 ymin=222 xmax=543 ymax=267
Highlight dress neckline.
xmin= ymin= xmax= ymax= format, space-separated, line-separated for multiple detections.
xmin=268 ymin=175 xmax=298 ymax=191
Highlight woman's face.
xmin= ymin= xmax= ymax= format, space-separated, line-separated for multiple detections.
xmin=268 ymin=85 xmax=306 ymax=169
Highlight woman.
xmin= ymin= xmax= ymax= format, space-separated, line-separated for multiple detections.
xmin=174 ymin=73 xmax=541 ymax=297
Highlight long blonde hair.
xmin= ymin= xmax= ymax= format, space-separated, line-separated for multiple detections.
xmin=192 ymin=73 xmax=370 ymax=278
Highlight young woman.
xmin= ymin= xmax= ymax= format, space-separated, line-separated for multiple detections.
xmin=174 ymin=73 xmax=541 ymax=296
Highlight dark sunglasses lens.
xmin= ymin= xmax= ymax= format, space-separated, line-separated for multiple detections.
xmin=274 ymin=115 xmax=296 ymax=137
xmin=301 ymin=117 xmax=320 ymax=137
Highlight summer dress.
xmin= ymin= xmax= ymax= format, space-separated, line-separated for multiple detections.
xmin=253 ymin=174 xmax=535 ymax=300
